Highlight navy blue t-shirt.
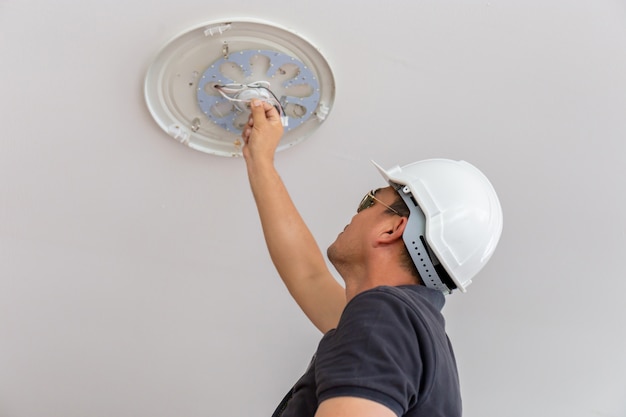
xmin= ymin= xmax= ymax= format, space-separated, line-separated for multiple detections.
xmin=273 ymin=285 xmax=461 ymax=417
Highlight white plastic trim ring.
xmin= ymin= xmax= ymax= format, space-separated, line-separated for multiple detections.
xmin=144 ymin=19 xmax=335 ymax=157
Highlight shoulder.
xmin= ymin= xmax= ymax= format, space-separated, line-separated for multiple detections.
xmin=315 ymin=286 xmax=438 ymax=415
xmin=334 ymin=286 xmax=447 ymax=344
xmin=339 ymin=287 xmax=410 ymax=325
xmin=328 ymin=286 xmax=429 ymax=342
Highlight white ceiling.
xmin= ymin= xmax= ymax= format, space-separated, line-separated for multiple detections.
xmin=1 ymin=1 xmax=625 ymax=416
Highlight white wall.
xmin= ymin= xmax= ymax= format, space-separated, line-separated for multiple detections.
xmin=1 ymin=1 xmax=625 ymax=416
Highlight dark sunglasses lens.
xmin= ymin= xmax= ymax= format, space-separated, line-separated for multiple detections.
xmin=357 ymin=193 xmax=374 ymax=213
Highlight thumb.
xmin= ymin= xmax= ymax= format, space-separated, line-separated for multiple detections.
xmin=250 ymin=99 xmax=269 ymax=126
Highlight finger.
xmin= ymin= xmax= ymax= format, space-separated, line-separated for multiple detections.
xmin=242 ymin=127 xmax=250 ymax=144
xmin=263 ymin=101 xmax=281 ymax=123
xmin=250 ymin=99 xmax=268 ymax=125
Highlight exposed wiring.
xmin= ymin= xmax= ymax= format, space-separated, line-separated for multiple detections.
xmin=213 ymin=82 xmax=288 ymax=126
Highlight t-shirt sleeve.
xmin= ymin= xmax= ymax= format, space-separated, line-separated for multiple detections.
xmin=315 ymin=288 xmax=426 ymax=416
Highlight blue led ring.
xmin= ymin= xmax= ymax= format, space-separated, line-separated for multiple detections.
xmin=197 ymin=49 xmax=321 ymax=132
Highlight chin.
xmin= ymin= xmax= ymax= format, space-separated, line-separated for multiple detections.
xmin=326 ymin=243 xmax=338 ymax=265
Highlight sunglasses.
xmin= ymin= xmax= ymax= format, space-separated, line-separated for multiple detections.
xmin=357 ymin=190 xmax=400 ymax=215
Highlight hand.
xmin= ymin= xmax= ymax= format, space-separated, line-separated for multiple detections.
xmin=241 ymin=99 xmax=284 ymax=163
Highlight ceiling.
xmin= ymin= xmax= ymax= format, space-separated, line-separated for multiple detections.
xmin=1 ymin=1 xmax=625 ymax=416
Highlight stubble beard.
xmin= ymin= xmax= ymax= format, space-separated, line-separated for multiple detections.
xmin=326 ymin=237 xmax=350 ymax=278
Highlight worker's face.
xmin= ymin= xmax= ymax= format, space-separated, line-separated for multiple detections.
xmin=327 ymin=187 xmax=399 ymax=267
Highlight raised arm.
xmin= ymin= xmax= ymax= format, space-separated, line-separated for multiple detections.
xmin=241 ymin=100 xmax=345 ymax=333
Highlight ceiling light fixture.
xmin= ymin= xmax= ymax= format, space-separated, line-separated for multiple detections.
xmin=144 ymin=19 xmax=335 ymax=157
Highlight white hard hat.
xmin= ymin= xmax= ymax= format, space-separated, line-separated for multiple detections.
xmin=372 ymin=159 xmax=503 ymax=293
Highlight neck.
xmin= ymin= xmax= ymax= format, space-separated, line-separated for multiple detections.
xmin=340 ymin=265 xmax=420 ymax=302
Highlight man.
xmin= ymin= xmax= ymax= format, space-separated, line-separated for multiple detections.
xmin=241 ymin=100 xmax=503 ymax=417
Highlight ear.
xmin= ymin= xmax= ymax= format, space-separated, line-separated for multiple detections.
xmin=375 ymin=216 xmax=408 ymax=245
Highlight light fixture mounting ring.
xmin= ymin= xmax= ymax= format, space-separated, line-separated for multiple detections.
xmin=144 ymin=19 xmax=335 ymax=157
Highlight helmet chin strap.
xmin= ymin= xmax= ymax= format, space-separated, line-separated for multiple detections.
xmin=394 ymin=184 xmax=452 ymax=294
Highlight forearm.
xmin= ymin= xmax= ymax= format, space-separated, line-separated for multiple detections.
xmin=245 ymin=157 xmax=345 ymax=332
xmin=246 ymin=158 xmax=321 ymax=275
